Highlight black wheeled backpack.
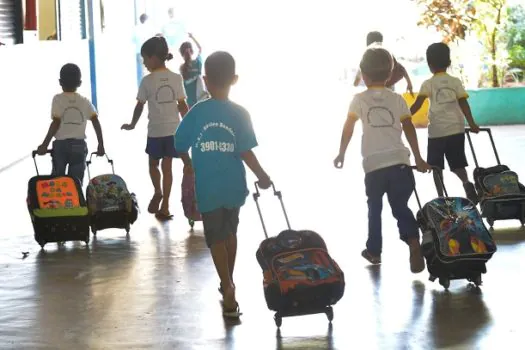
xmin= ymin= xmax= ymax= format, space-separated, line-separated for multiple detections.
xmin=253 ymin=182 xmax=345 ymax=328
xmin=465 ymin=128 xmax=525 ymax=229
xmin=27 ymin=150 xmax=90 ymax=248
xmin=412 ymin=167 xmax=497 ymax=290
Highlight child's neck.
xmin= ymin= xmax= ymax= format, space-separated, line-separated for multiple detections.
xmin=433 ymin=69 xmax=447 ymax=75
xmin=153 ymin=64 xmax=167 ymax=71
xmin=366 ymin=82 xmax=386 ymax=89
xmin=210 ymin=87 xmax=230 ymax=100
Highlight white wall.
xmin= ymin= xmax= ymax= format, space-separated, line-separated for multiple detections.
xmin=0 ymin=41 xmax=91 ymax=168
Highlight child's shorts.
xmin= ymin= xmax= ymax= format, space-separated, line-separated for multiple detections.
xmin=427 ymin=132 xmax=468 ymax=170
xmin=202 ymin=207 xmax=240 ymax=248
xmin=146 ymin=135 xmax=178 ymax=160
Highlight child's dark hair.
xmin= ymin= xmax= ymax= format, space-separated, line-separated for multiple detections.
xmin=366 ymin=31 xmax=383 ymax=46
xmin=359 ymin=46 xmax=393 ymax=82
xmin=426 ymin=42 xmax=451 ymax=70
xmin=179 ymin=41 xmax=192 ymax=55
xmin=60 ymin=63 xmax=82 ymax=91
xmin=141 ymin=36 xmax=173 ymax=61
xmin=205 ymin=51 xmax=235 ymax=88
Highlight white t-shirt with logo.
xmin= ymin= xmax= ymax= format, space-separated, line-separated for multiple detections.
xmin=348 ymin=88 xmax=412 ymax=173
xmin=51 ymin=92 xmax=97 ymax=140
xmin=419 ymin=73 xmax=469 ymax=139
xmin=137 ymin=69 xmax=187 ymax=138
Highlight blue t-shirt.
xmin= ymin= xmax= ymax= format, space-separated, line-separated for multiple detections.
xmin=174 ymin=99 xmax=258 ymax=213
xmin=182 ymin=55 xmax=203 ymax=107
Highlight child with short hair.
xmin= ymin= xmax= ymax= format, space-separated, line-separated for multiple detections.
xmin=334 ymin=45 xmax=431 ymax=273
xmin=175 ymin=51 xmax=271 ymax=318
xmin=179 ymin=33 xmax=207 ymax=107
xmin=121 ymin=36 xmax=189 ymax=221
xmin=354 ymin=31 xmax=414 ymax=95
xmin=410 ymin=42 xmax=480 ymax=204
xmin=37 ymin=63 xmax=105 ymax=186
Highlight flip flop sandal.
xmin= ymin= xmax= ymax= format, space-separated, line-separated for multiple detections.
xmin=155 ymin=212 xmax=174 ymax=221
xmin=222 ymin=302 xmax=242 ymax=318
xmin=148 ymin=193 xmax=163 ymax=214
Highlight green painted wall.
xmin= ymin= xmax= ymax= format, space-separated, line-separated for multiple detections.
xmin=467 ymin=87 xmax=525 ymax=125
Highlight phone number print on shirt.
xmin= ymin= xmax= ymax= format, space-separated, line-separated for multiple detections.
xmin=200 ymin=141 xmax=235 ymax=153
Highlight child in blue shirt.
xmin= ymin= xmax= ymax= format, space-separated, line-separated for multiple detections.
xmin=175 ymin=51 xmax=271 ymax=318
xmin=179 ymin=33 xmax=207 ymax=107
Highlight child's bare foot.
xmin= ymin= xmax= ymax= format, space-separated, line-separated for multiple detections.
xmin=148 ymin=193 xmax=163 ymax=214
xmin=222 ymin=285 xmax=241 ymax=318
xmin=408 ymin=239 xmax=425 ymax=273
xmin=155 ymin=202 xmax=173 ymax=221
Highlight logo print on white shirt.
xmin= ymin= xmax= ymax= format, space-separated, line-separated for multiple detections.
xmin=367 ymin=106 xmax=394 ymax=128
xmin=155 ymin=85 xmax=176 ymax=105
xmin=62 ymin=106 xmax=85 ymax=125
xmin=435 ymin=87 xmax=457 ymax=105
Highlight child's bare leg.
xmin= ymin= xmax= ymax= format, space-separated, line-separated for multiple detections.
xmin=432 ymin=168 xmax=445 ymax=197
xmin=210 ymin=240 xmax=236 ymax=308
xmin=148 ymin=158 xmax=163 ymax=213
xmin=227 ymin=233 xmax=237 ymax=281
xmin=452 ymin=167 xmax=478 ymax=204
xmin=452 ymin=167 xmax=468 ymax=183
xmin=159 ymin=157 xmax=173 ymax=215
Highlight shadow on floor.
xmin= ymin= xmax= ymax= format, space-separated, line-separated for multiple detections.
xmin=275 ymin=324 xmax=334 ymax=350
xmin=429 ymin=285 xmax=491 ymax=349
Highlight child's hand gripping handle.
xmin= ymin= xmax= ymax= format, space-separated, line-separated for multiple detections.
xmin=410 ymin=165 xmax=449 ymax=211
xmin=86 ymin=152 xmax=115 ymax=180
xmin=31 ymin=149 xmax=53 ymax=176
xmin=253 ymin=181 xmax=292 ymax=239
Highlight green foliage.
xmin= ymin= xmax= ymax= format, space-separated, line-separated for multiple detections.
xmin=413 ymin=0 xmax=477 ymax=43
xmin=506 ymin=4 xmax=525 ymax=69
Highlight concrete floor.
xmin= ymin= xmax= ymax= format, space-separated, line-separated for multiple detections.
xmin=1 ymin=85 xmax=525 ymax=349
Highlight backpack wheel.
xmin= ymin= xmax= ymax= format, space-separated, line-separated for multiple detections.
xmin=325 ymin=306 xmax=334 ymax=322
xmin=439 ymin=277 xmax=450 ymax=290
xmin=274 ymin=313 xmax=282 ymax=327
xmin=472 ymin=274 xmax=482 ymax=287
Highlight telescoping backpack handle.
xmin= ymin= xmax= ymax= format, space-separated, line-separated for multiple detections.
xmin=410 ymin=166 xmax=449 ymax=210
xmin=253 ymin=181 xmax=292 ymax=239
xmin=86 ymin=152 xmax=115 ymax=180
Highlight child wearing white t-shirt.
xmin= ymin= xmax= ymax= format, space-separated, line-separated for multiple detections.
xmin=37 ymin=63 xmax=105 ymax=186
xmin=122 ymin=36 xmax=189 ymax=221
xmin=334 ymin=46 xmax=431 ymax=273
xmin=410 ymin=43 xmax=480 ymax=204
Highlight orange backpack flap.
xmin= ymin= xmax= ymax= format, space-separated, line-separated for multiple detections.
xmin=36 ymin=177 xmax=80 ymax=209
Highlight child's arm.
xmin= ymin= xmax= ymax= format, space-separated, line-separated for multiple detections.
xmin=410 ymin=96 xmax=427 ymax=115
xmin=90 ymin=116 xmax=105 ymax=155
xmin=458 ymin=98 xmax=479 ymax=132
xmin=241 ymin=150 xmax=271 ymax=189
xmin=401 ymin=118 xmax=430 ymax=172
xmin=353 ymin=70 xmax=362 ymax=87
xmin=189 ymin=33 xmax=202 ymax=55
xmin=37 ymin=118 xmax=61 ymax=154
xmin=334 ymin=113 xmax=357 ymax=169
xmin=121 ymin=101 xmax=144 ymax=130
xmin=178 ymin=99 xmax=189 ymax=118
xmin=410 ymin=79 xmax=430 ymax=115
xmin=403 ymin=69 xmax=414 ymax=96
